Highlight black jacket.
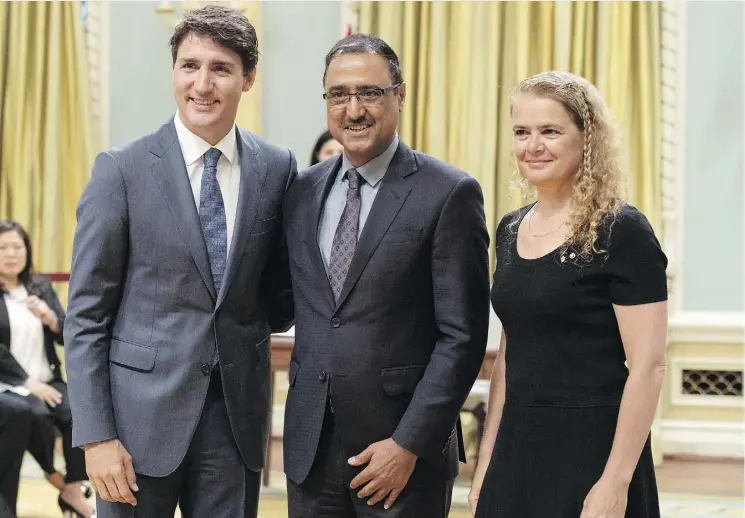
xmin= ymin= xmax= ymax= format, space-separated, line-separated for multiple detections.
xmin=282 ymin=141 xmax=490 ymax=485
xmin=0 ymin=277 xmax=65 ymax=386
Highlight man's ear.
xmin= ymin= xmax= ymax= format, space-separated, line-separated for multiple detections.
xmin=397 ymin=82 xmax=406 ymax=112
xmin=242 ymin=68 xmax=257 ymax=92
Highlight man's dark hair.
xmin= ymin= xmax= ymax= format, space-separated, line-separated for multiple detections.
xmin=169 ymin=5 xmax=259 ymax=75
xmin=323 ymin=33 xmax=403 ymax=87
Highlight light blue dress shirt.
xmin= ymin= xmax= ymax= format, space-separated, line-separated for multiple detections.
xmin=318 ymin=135 xmax=400 ymax=272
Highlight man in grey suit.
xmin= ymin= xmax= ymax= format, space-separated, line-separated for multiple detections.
xmin=282 ymin=34 xmax=490 ymax=517
xmin=64 ymin=6 xmax=295 ymax=517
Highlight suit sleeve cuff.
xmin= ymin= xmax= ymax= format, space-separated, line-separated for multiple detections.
xmin=392 ymin=428 xmax=427 ymax=459
xmin=71 ymin=416 xmax=118 ymax=449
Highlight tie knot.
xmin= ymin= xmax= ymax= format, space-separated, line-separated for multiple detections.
xmin=346 ymin=168 xmax=362 ymax=190
xmin=204 ymin=148 xmax=221 ymax=169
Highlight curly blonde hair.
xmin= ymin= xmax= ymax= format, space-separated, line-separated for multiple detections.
xmin=511 ymin=71 xmax=625 ymax=262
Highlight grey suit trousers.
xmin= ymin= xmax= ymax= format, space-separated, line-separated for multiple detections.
xmin=96 ymin=370 xmax=260 ymax=518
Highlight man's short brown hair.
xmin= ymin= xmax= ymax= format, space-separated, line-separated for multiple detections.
xmin=169 ymin=5 xmax=259 ymax=75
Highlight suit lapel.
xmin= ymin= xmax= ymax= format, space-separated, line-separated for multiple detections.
xmin=217 ymin=129 xmax=268 ymax=307
xmin=0 ymin=296 xmax=10 ymax=351
xmin=334 ymin=142 xmax=417 ymax=310
xmin=307 ymin=157 xmax=342 ymax=306
xmin=149 ymin=120 xmax=216 ymax=300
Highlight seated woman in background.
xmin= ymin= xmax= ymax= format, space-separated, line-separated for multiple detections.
xmin=309 ymin=129 xmax=343 ymax=166
xmin=0 ymin=220 xmax=95 ymax=518
xmin=469 ymin=71 xmax=667 ymax=518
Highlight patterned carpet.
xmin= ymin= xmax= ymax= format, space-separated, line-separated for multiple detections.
xmin=448 ymin=486 xmax=744 ymax=518
xmin=658 ymin=493 xmax=744 ymax=518
xmin=17 ymin=481 xmax=743 ymax=518
xmin=17 ymin=457 xmax=744 ymax=518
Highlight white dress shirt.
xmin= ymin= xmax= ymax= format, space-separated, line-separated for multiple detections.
xmin=174 ymin=112 xmax=240 ymax=253
xmin=0 ymin=286 xmax=52 ymax=393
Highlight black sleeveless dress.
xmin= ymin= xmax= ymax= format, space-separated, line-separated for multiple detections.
xmin=475 ymin=204 xmax=667 ymax=518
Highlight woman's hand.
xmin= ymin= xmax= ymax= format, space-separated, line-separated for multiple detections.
xmin=579 ymin=476 xmax=629 ymax=518
xmin=27 ymin=295 xmax=59 ymax=332
xmin=467 ymin=489 xmax=480 ymax=516
xmin=23 ymin=379 xmax=62 ymax=407
xmin=468 ymin=464 xmax=487 ymax=516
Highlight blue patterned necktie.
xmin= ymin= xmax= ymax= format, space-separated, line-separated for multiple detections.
xmin=328 ymin=168 xmax=364 ymax=302
xmin=199 ymin=148 xmax=227 ymax=295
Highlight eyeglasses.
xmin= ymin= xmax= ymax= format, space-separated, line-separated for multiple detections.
xmin=323 ymin=83 xmax=402 ymax=107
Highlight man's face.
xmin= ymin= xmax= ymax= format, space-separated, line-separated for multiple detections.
xmin=324 ymin=53 xmax=405 ymax=166
xmin=173 ymin=33 xmax=255 ymax=143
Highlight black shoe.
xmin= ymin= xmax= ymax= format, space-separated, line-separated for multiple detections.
xmin=80 ymin=481 xmax=93 ymax=499
xmin=58 ymin=495 xmax=96 ymax=518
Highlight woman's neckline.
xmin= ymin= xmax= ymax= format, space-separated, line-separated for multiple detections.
xmin=512 ymin=202 xmax=569 ymax=264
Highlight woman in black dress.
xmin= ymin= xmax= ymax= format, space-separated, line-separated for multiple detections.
xmin=469 ymin=72 xmax=667 ymax=518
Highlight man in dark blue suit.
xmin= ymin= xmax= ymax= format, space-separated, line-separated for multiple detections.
xmin=283 ymin=34 xmax=490 ymax=517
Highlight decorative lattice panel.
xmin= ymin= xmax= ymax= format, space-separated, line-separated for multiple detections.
xmin=681 ymin=369 xmax=743 ymax=397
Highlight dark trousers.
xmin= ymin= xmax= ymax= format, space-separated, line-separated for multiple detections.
xmin=1 ymin=381 xmax=87 ymax=484
xmin=0 ymin=393 xmax=33 ymax=516
xmin=287 ymin=407 xmax=454 ymax=518
xmin=96 ymin=370 xmax=260 ymax=518
xmin=0 ymin=493 xmax=14 ymax=518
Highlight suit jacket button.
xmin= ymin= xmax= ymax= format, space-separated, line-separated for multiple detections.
xmin=319 ymin=370 xmax=327 ymax=382
xmin=201 ymin=363 xmax=211 ymax=375
xmin=331 ymin=318 xmax=340 ymax=328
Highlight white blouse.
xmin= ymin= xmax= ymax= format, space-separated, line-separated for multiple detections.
xmin=1 ymin=286 xmax=53 ymax=390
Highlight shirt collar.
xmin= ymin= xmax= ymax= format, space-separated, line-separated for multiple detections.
xmin=174 ymin=111 xmax=238 ymax=166
xmin=339 ymin=134 xmax=399 ymax=187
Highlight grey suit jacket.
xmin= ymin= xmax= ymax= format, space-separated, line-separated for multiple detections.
xmin=64 ymin=118 xmax=296 ymax=477
xmin=282 ymin=141 xmax=490 ymax=485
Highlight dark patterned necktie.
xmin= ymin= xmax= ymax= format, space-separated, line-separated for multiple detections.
xmin=199 ymin=147 xmax=227 ymax=294
xmin=329 ymin=168 xmax=363 ymax=301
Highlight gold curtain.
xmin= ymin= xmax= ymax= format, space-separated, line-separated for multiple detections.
xmin=356 ymin=1 xmax=662 ymax=263
xmin=0 ymin=2 xmax=95 ymax=276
